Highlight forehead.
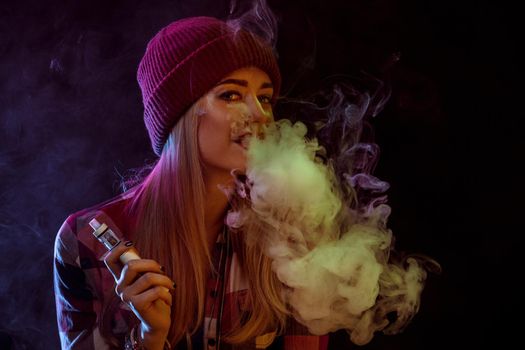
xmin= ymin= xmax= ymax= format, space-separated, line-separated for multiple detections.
xmin=220 ymin=67 xmax=272 ymax=86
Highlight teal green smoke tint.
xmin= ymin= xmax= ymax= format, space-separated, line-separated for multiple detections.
xmin=247 ymin=119 xmax=342 ymax=247
xmin=225 ymin=119 xmax=432 ymax=345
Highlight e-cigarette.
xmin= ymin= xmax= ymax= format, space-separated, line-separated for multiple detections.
xmin=89 ymin=218 xmax=141 ymax=264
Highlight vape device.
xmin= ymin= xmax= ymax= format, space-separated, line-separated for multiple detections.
xmin=89 ymin=218 xmax=141 ymax=264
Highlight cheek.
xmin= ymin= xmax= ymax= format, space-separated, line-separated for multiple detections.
xmin=199 ymin=105 xmax=248 ymax=144
xmin=227 ymin=104 xmax=250 ymax=135
xmin=197 ymin=113 xmax=232 ymax=159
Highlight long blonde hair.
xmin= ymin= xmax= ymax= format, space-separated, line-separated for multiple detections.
xmin=121 ymin=101 xmax=289 ymax=346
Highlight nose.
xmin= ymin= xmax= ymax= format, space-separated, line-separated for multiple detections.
xmin=247 ymin=94 xmax=272 ymax=125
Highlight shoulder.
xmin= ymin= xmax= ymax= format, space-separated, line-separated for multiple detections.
xmin=54 ymin=188 xmax=138 ymax=264
xmin=53 ymin=190 xmax=140 ymax=346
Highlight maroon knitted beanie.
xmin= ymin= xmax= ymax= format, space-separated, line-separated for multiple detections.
xmin=137 ymin=16 xmax=281 ymax=156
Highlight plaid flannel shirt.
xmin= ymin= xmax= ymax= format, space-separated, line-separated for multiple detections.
xmin=54 ymin=190 xmax=331 ymax=350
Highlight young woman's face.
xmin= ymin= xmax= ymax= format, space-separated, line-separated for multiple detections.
xmin=197 ymin=66 xmax=274 ymax=176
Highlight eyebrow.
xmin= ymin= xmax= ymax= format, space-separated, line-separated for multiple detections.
xmin=215 ymin=79 xmax=273 ymax=89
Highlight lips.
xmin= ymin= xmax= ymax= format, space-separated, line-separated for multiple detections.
xmin=233 ymin=133 xmax=252 ymax=149
xmin=239 ymin=137 xmax=250 ymax=149
xmin=234 ymin=136 xmax=251 ymax=150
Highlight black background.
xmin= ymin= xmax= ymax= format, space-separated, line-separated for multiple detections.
xmin=0 ymin=0 xmax=517 ymax=349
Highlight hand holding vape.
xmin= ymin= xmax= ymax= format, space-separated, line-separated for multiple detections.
xmin=89 ymin=217 xmax=174 ymax=342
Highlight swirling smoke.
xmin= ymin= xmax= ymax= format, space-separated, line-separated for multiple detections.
xmin=224 ymin=112 xmax=435 ymax=344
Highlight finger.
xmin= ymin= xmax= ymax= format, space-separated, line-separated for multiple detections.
xmin=115 ymin=260 xmax=169 ymax=297
xmin=103 ymin=240 xmax=135 ymax=280
xmin=129 ymin=286 xmax=173 ymax=310
xmin=120 ymin=272 xmax=175 ymax=298
xmin=117 ymin=259 xmax=165 ymax=288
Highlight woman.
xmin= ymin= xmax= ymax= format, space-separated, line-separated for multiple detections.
xmin=54 ymin=16 xmax=328 ymax=350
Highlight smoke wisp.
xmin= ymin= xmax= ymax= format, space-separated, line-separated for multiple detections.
xmin=223 ymin=90 xmax=438 ymax=344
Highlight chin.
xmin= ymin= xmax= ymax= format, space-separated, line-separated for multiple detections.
xmin=230 ymin=163 xmax=247 ymax=176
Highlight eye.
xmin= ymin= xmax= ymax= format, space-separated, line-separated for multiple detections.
xmin=258 ymin=95 xmax=272 ymax=104
xmin=219 ymin=90 xmax=242 ymax=102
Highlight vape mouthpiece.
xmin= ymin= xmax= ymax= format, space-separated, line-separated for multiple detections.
xmin=89 ymin=218 xmax=108 ymax=238
xmin=89 ymin=218 xmax=101 ymax=230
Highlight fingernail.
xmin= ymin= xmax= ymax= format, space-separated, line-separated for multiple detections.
xmin=124 ymin=241 xmax=133 ymax=247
